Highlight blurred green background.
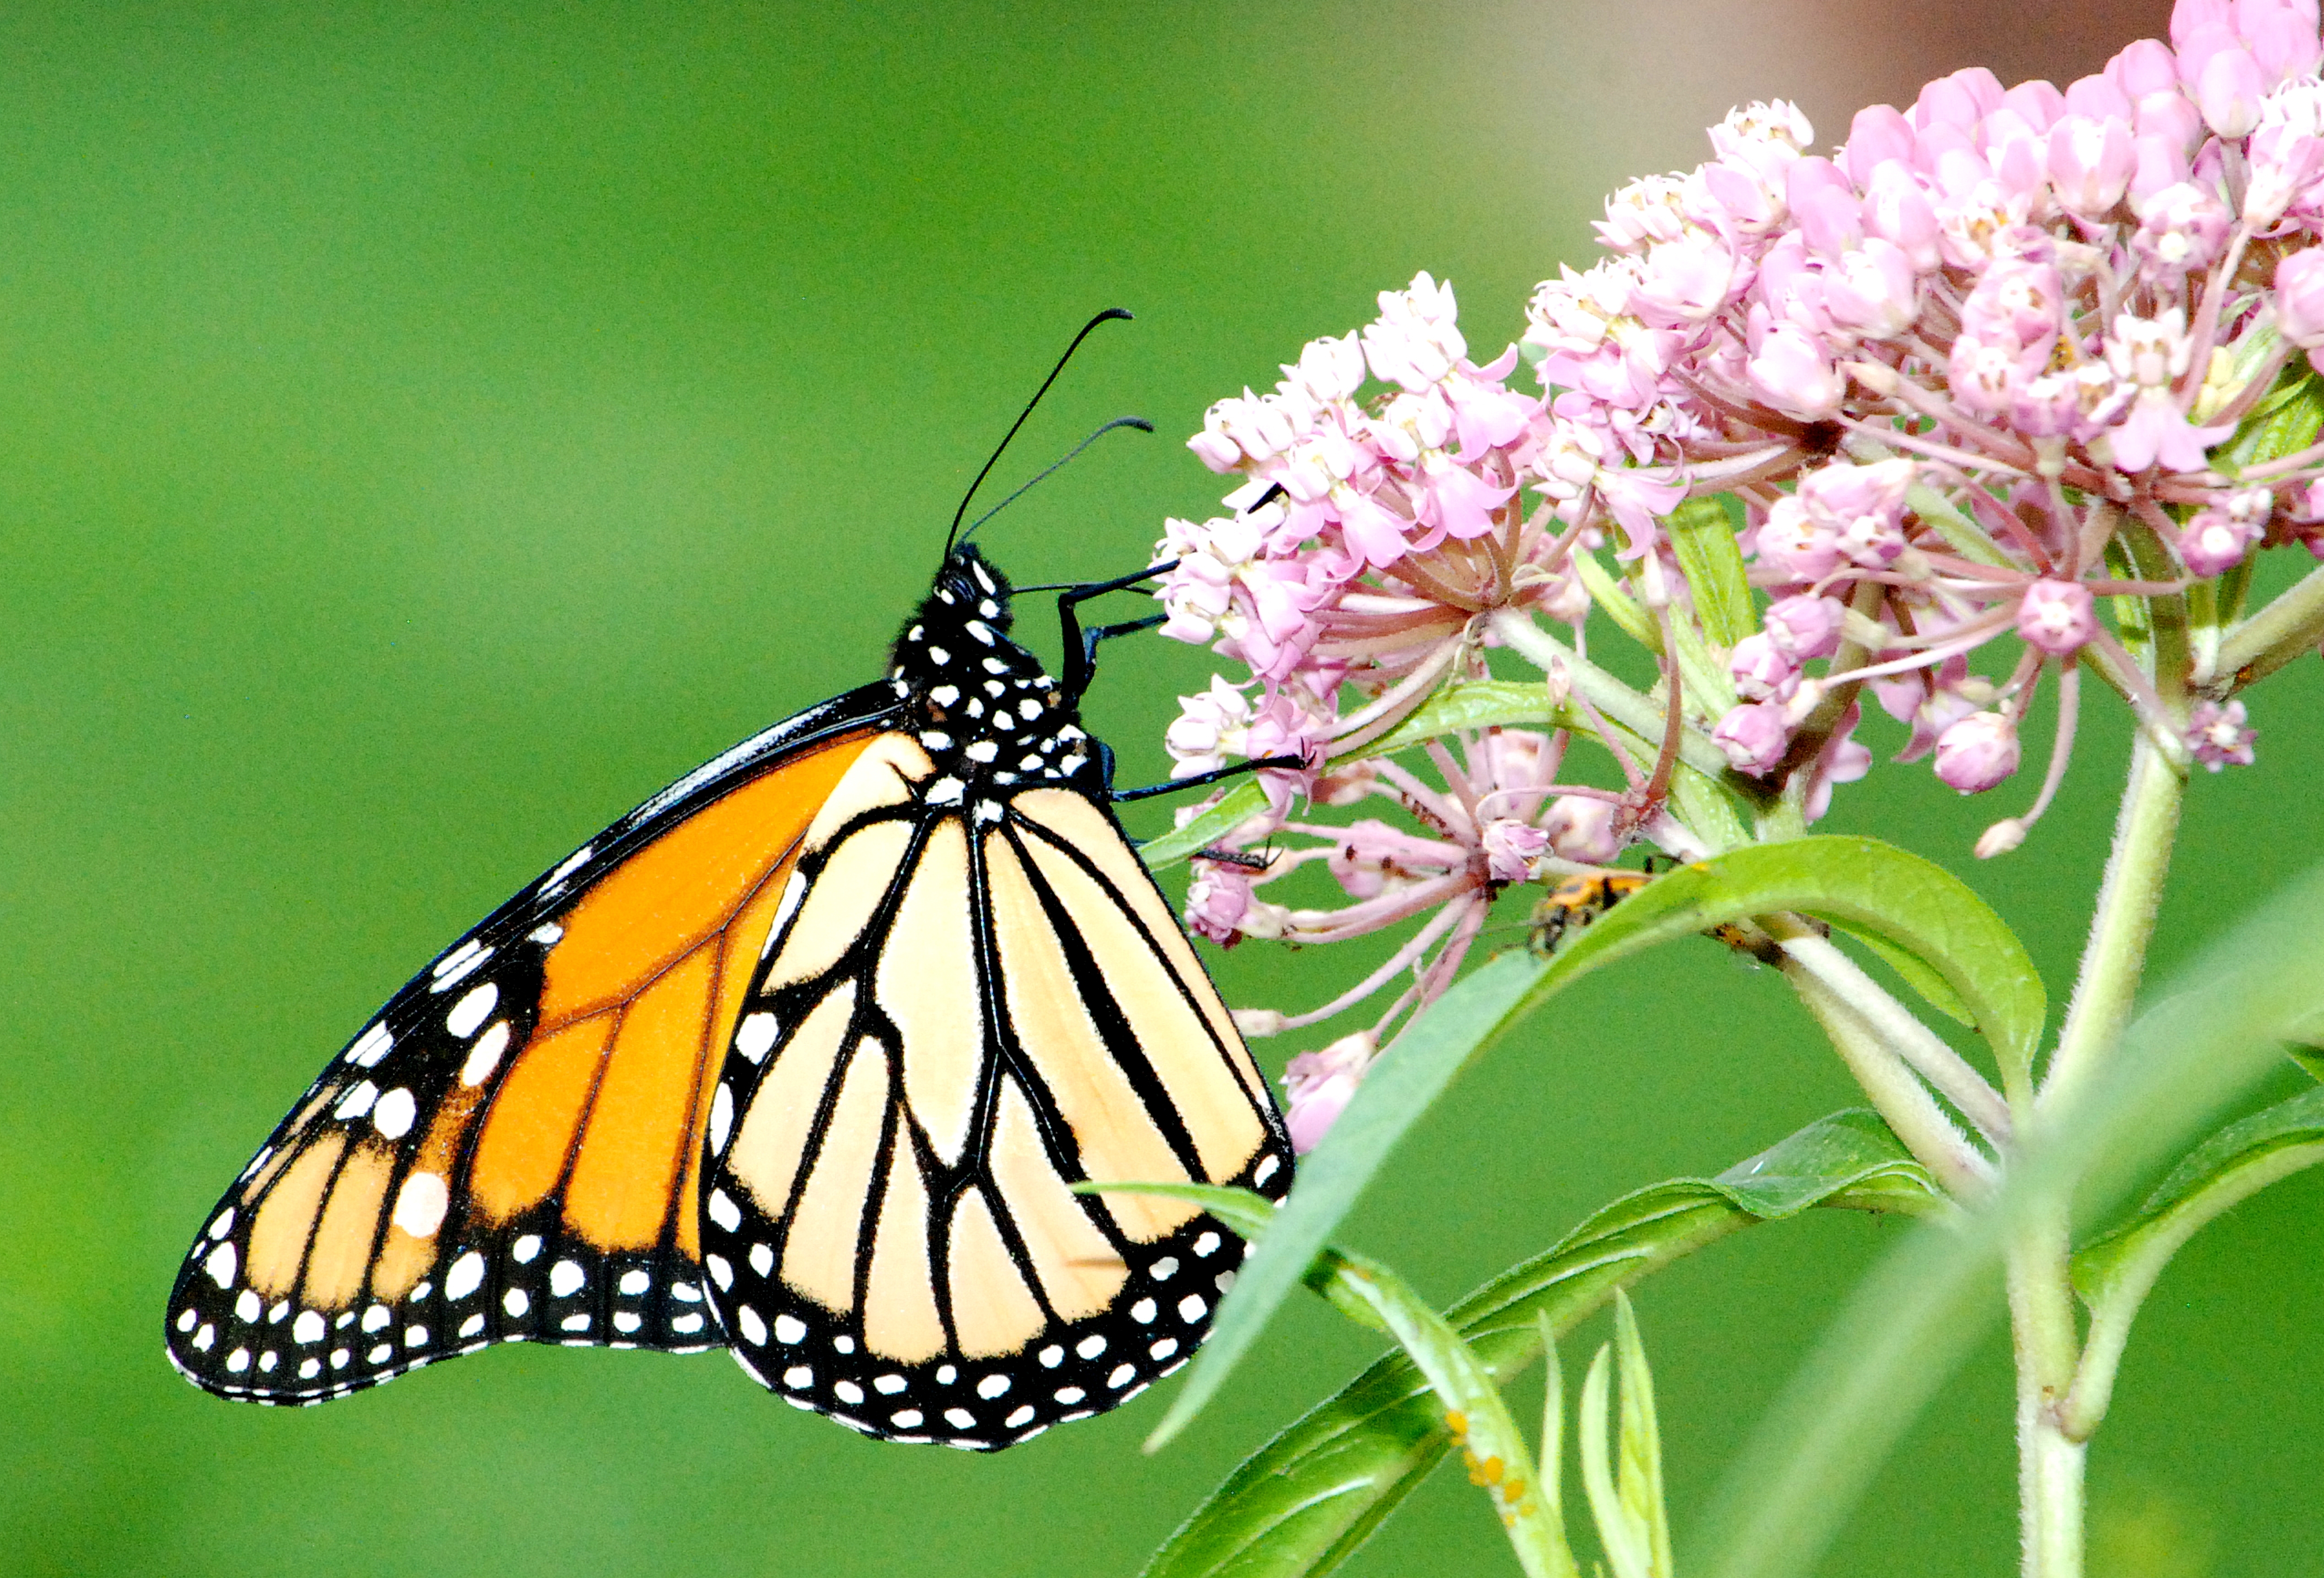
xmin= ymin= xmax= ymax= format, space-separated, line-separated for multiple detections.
xmin=12 ymin=2 xmax=2322 ymax=1574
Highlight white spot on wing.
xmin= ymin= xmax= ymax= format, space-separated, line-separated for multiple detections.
xmin=372 ymin=1087 xmax=417 ymax=1140
xmin=461 ymin=1021 xmax=511 ymax=1086
xmin=709 ymin=1083 xmax=734 ymax=1155
xmin=447 ymin=983 xmax=499 ymax=1040
xmin=446 ymin=1252 xmax=485 ymax=1300
xmin=735 ymin=1012 xmax=778 ymax=1062
xmin=347 ymin=1024 xmax=393 ymax=1068
xmin=392 ymin=1172 xmax=449 ymax=1239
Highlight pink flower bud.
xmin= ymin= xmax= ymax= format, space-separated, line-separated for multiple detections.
xmin=1630 ymin=231 xmax=1742 ymax=326
xmin=1800 ymin=456 xmax=1915 ymax=538
xmin=2179 ymin=507 xmax=2265 ymax=574
xmin=2186 ymin=37 xmax=2268 ymax=135
xmin=1916 ymin=66 xmax=2004 ymax=130
xmin=2012 ymin=371 xmax=2083 ymax=437
xmin=1765 ymin=593 xmax=1847 ymax=659
xmin=2246 ymin=8 xmax=2324 ymax=85
xmin=2276 ymin=248 xmax=2324 ymax=346
xmin=2064 ymin=73 xmax=2135 ymax=122
xmin=1897 ymin=678 xmax=1986 ymax=763
xmin=1188 ymin=427 xmax=1242 ymax=472
xmin=1282 ymin=1030 xmax=1376 ymax=1154
xmin=1975 ymin=818 xmax=2029 ymax=859
xmin=1950 ymin=330 xmax=2027 ymax=414
xmin=1793 ymin=184 xmax=1865 ymax=259
xmin=1823 ymin=237 xmax=1919 ymax=338
xmin=2187 ymin=697 xmax=2257 ymax=770
xmin=2016 ymin=577 xmax=2098 ymax=653
xmin=1729 ymin=631 xmax=1801 ymax=700
xmin=1842 ymin=104 xmax=1917 ymax=187
xmin=2135 ymin=93 xmax=2207 ymax=160
xmin=1702 ymin=157 xmax=1787 ymax=235
xmin=1185 ymin=866 xmax=1254 ymax=944
xmin=1480 ymin=818 xmax=1550 ymax=883
xmin=2002 ymin=79 xmax=2066 ymax=131
xmin=1753 ymin=496 xmax=1845 ymax=581
xmin=2109 ymin=39 xmax=2184 ymax=102
xmin=1933 ymin=710 xmax=2022 ymax=792
xmin=1744 ymin=324 xmax=1845 ymax=419
xmin=1543 ymin=796 xmax=1621 ymax=865
xmin=2047 ymin=113 xmax=2135 ymax=218
xmin=1714 ymin=701 xmax=1792 ymax=774
xmin=1862 ymin=161 xmax=1943 ymax=272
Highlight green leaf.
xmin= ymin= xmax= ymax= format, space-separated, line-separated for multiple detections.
xmin=2217 ymin=344 xmax=2323 ymax=473
xmin=1138 ymin=781 xmax=1273 ymax=870
xmin=1574 ymin=549 xmax=1658 ymax=650
xmin=1139 ymin=1112 xmax=1937 ymax=1578
xmin=2075 ymin=1085 xmax=2324 ymax=1306
xmin=1145 ymin=835 xmax=2039 ymax=1452
xmin=1522 ymin=838 xmax=2043 ymax=1107
xmin=1313 ymin=1250 xmax=1579 ymax=1578
xmin=1577 ymin=1292 xmax=1672 ymax=1578
xmin=2064 ymin=1086 xmax=2324 ymax=1442
xmin=1667 ymin=495 xmax=1756 ymax=650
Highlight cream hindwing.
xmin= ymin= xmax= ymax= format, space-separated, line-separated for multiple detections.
xmin=696 ymin=545 xmax=1294 ymax=1449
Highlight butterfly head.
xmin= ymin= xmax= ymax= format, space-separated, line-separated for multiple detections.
xmin=886 ymin=545 xmax=1098 ymax=797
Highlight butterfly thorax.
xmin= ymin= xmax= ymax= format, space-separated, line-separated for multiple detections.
xmin=885 ymin=545 xmax=1100 ymax=810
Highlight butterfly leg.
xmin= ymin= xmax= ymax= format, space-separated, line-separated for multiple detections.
xmin=1053 ymin=562 xmax=1176 ymax=703
xmin=1109 ymin=754 xmax=1305 ymax=803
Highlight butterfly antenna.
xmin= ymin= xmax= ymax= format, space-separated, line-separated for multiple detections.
xmin=943 ymin=307 xmax=1134 ymax=562
xmin=958 ymin=415 xmax=1154 ymax=544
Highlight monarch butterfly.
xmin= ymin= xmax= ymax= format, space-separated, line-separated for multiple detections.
xmin=165 ymin=318 xmax=1296 ymax=1451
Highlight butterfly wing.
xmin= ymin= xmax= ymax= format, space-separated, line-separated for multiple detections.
xmin=697 ymin=736 xmax=1293 ymax=1449
xmin=165 ymin=686 xmax=902 ymax=1402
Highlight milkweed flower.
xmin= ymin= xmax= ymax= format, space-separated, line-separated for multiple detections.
xmin=1161 ymin=0 xmax=2312 ymax=1049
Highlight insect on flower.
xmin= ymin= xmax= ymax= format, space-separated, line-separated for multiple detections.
xmin=162 ymin=313 xmax=1299 ymax=1452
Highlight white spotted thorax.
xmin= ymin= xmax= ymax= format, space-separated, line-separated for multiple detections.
xmin=692 ymin=542 xmax=1294 ymax=1451
xmin=887 ymin=546 xmax=1103 ymax=814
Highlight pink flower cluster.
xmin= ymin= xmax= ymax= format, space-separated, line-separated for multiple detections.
xmin=1523 ymin=0 xmax=2317 ymax=824
xmin=1160 ymin=0 xmax=2321 ymax=1148
xmin=1157 ymin=272 xmax=1560 ymax=807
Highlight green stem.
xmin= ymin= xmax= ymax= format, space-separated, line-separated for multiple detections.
xmin=2007 ymin=1199 xmax=2085 ymax=1578
xmin=1775 ymin=933 xmax=1993 ymax=1200
xmin=2215 ymin=561 xmax=2324 ymax=694
xmin=2040 ymin=733 xmax=2189 ymax=1117
xmin=1775 ymin=931 xmax=2014 ymax=1145
xmin=1489 ymin=610 xmax=1738 ymax=783
xmin=2007 ymin=715 xmax=2189 ymax=1578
